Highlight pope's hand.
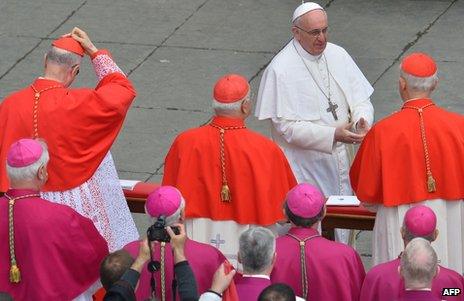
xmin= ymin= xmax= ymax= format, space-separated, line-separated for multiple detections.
xmin=334 ymin=122 xmax=365 ymax=144
xmin=356 ymin=118 xmax=370 ymax=135
xmin=66 ymin=27 xmax=98 ymax=56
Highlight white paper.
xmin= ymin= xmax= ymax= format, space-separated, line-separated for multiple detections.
xmin=119 ymin=179 xmax=140 ymax=191
xmin=326 ymin=195 xmax=360 ymax=206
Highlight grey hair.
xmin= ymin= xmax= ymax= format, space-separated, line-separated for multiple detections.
xmin=212 ymin=93 xmax=251 ymax=115
xmin=165 ymin=197 xmax=185 ymax=226
xmin=148 ymin=197 xmax=186 ymax=226
xmin=239 ymin=227 xmax=276 ymax=274
xmin=400 ymin=69 xmax=438 ymax=93
xmin=46 ymin=47 xmax=82 ymax=68
xmin=400 ymin=237 xmax=438 ymax=287
xmin=6 ymin=140 xmax=49 ymax=182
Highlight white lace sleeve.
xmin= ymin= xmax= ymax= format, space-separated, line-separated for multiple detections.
xmin=92 ymin=52 xmax=124 ymax=81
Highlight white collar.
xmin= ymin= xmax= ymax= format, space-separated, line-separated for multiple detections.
xmin=293 ymin=39 xmax=323 ymax=62
xmin=242 ymin=274 xmax=271 ymax=280
xmin=405 ymin=288 xmax=432 ymax=292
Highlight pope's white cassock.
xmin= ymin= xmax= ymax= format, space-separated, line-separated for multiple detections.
xmin=255 ymin=39 xmax=374 ymax=227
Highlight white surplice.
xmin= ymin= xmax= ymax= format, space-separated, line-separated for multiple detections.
xmin=255 ymin=39 xmax=373 ymax=197
xmin=184 ymin=218 xmax=286 ymax=268
xmin=42 ymin=152 xmax=139 ymax=252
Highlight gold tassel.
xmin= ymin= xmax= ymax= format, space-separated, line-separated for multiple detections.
xmin=427 ymin=175 xmax=436 ymax=193
xmin=10 ymin=264 xmax=20 ymax=283
xmin=221 ymin=184 xmax=231 ymax=202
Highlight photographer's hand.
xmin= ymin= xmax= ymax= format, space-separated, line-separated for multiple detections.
xmin=166 ymin=223 xmax=187 ymax=264
xmin=131 ymin=238 xmax=151 ymax=273
xmin=210 ymin=263 xmax=236 ymax=295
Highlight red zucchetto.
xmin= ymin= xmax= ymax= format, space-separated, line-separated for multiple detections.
xmin=401 ymin=52 xmax=437 ymax=77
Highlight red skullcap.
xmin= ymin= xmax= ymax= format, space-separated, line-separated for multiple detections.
xmin=401 ymin=52 xmax=437 ymax=77
xmin=213 ymin=74 xmax=249 ymax=103
xmin=52 ymin=37 xmax=85 ymax=57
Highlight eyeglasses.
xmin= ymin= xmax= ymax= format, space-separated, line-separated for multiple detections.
xmin=294 ymin=26 xmax=329 ymax=38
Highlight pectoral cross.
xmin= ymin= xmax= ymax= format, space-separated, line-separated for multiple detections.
xmin=327 ymin=101 xmax=338 ymax=121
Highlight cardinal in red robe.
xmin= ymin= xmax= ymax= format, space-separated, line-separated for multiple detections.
xmin=0 ymin=28 xmax=138 ymax=251
xmin=162 ymin=74 xmax=297 ymax=263
xmin=350 ymin=53 xmax=464 ymax=273
xmin=0 ymin=139 xmax=108 ymax=300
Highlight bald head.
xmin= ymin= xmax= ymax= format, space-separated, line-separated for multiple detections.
xmin=400 ymin=238 xmax=438 ymax=290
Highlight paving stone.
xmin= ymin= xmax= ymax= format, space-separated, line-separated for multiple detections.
xmin=0 ymin=0 xmax=85 ymax=37
xmin=127 ymin=46 xmax=274 ymax=111
xmin=49 ymin=0 xmax=206 ymax=45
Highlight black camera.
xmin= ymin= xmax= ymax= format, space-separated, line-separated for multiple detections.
xmin=147 ymin=215 xmax=180 ymax=243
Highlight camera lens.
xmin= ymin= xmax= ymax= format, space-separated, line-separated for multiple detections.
xmin=147 ymin=260 xmax=161 ymax=272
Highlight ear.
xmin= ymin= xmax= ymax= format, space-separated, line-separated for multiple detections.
xmin=399 ymin=77 xmax=407 ymax=92
xmin=37 ymin=164 xmax=47 ymax=181
xmin=430 ymin=79 xmax=438 ymax=92
xmin=321 ymin=205 xmax=327 ymax=219
xmin=400 ymin=226 xmax=406 ymax=240
xmin=71 ymin=65 xmax=80 ymax=77
xmin=241 ymin=99 xmax=250 ymax=115
xmin=44 ymin=53 xmax=48 ymax=69
xmin=432 ymin=229 xmax=439 ymax=242
xmin=434 ymin=265 xmax=440 ymax=278
xmin=237 ymin=252 xmax=242 ymax=264
xmin=291 ymin=26 xmax=300 ymax=39
xmin=179 ymin=208 xmax=185 ymax=222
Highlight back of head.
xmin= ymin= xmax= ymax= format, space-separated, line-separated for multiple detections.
xmin=46 ymin=36 xmax=84 ymax=68
xmin=400 ymin=237 xmax=438 ymax=289
xmin=285 ymin=183 xmax=325 ymax=228
xmin=402 ymin=205 xmax=437 ymax=243
xmin=258 ymin=283 xmax=296 ymax=301
xmin=212 ymin=74 xmax=250 ymax=117
xmin=239 ymin=227 xmax=275 ymax=274
xmin=46 ymin=47 xmax=82 ymax=69
xmin=400 ymin=52 xmax=438 ymax=94
xmin=100 ymin=250 xmax=134 ymax=290
xmin=145 ymin=186 xmax=185 ymax=226
xmin=6 ymin=139 xmax=49 ymax=185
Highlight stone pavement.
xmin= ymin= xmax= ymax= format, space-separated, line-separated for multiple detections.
xmin=1 ymin=0 xmax=463 ymax=270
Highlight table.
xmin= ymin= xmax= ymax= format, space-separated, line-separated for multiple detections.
xmin=123 ymin=182 xmax=376 ymax=240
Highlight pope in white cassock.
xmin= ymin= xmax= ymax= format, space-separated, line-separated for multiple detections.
xmin=255 ymin=2 xmax=374 ymax=237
